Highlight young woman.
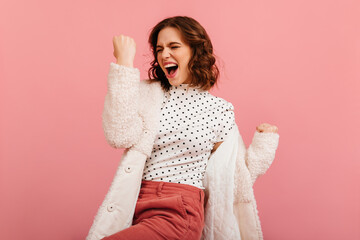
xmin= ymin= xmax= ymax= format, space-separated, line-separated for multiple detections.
xmin=92 ymin=16 xmax=279 ymax=240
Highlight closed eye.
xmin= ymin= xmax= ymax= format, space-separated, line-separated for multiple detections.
xmin=156 ymin=46 xmax=179 ymax=53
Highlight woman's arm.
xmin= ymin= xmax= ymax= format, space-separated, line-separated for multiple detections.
xmin=245 ymin=130 xmax=280 ymax=185
xmin=102 ymin=62 xmax=143 ymax=149
xmin=212 ymin=107 xmax=235 ymax=153
xmin=211 ymin=141 xmax=223 ymax=154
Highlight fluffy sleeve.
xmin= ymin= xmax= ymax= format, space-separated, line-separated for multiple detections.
xmin=245 ymin=131 xmax=280 ymax=185
xmin=101 ymin=62 xmax=144 ymax=149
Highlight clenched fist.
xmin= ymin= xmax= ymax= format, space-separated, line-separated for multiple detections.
xmin=113 ymin=35 xmax=136 ymax=68
xmin=256 ymin=123 xmax=278 ymax=133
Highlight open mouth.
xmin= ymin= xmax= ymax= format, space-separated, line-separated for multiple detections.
xmin=164 ymin=64 xmax=179 ymax=78
xmin=165 ymin=65 xmax=178 ymax=75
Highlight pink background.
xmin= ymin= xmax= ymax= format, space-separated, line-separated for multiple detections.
xmin=1 ymin=0 xmax=359 ymax=239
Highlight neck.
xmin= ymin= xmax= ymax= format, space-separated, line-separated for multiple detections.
xmin=168 ymin=83 xmax=208 ymax=95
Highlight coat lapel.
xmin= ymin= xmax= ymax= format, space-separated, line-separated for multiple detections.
xmin=201 ymin=125 xmax=242 ymax=239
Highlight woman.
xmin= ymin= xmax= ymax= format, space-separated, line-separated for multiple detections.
xmin=88 ymin=16 xmax=279 ymax=240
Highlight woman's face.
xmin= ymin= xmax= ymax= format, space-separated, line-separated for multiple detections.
xmin=156 ymin=27 xmax=193 ymax=86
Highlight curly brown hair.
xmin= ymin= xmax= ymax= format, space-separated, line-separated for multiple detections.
xmin=147 ymin=16 xmax=220 ymax=92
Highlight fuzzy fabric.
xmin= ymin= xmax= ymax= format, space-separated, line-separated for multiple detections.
xmin=202 ymin=124 xmax=279 ymax=240
xmin=86 ymin=62 xmax=280 ymax=240
xmin=102 ymin=63 xmax=143 ymax=149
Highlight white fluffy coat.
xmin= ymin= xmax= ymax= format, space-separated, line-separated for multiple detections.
xmin=86 ymin=63 xmax=280 ymax=240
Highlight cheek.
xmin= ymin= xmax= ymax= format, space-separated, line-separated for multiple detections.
xmin=181 ymin=60 xmax=190 ymax=73
xmin=156 ymin=57 xmax=162 ymax=67
xmin=179 ymin=55 xmax=190 ymax=70
xmin=182 ymin=54 xmax=191 ymax=67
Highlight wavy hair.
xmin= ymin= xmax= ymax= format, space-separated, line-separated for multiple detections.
xmin=147 ymin=16 xmax=220 ymax=92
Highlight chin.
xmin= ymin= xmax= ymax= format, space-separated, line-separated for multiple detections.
xmin=169 ymin=78 xmax=182 ymax=86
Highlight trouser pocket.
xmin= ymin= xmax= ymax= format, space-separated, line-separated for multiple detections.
xmin=133 ymin=194 xmax=189 ymax=231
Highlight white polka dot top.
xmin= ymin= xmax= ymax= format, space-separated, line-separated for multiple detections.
xmin=142 ymin=83 xmax=235 ymax=189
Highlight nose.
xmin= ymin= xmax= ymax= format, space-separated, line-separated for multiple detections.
xmin=161 ymin=47 xmax=171 ymax=59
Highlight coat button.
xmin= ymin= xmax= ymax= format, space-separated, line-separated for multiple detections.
xmin=107 ymin=204 xmax=115 ymax=212
xmin=125 ymin=166 xmax=132 ymax=173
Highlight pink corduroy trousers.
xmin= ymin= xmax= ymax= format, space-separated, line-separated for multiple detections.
xmin=101 ymin=180 xmax=205 ymax=240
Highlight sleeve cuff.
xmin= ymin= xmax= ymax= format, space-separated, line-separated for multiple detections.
xmin=109 ymin=62 xmax=140 ymax=83
xmin=251 ymin=131 xmax=280 ymax=151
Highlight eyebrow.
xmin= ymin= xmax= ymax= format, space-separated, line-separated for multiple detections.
xmin=156 ymin=42 xmax=181 ymax=49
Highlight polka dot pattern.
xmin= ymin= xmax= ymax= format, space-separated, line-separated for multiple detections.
xmin=142 ymin=83 xmax=235 ymax=189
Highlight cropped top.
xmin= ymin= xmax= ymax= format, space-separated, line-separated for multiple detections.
xmin=142 ymin=83 xmax=235 ymax=189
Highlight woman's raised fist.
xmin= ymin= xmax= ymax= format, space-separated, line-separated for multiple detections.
xmin=256 ymin=123 xmax=279 ymax=133
xmin=113 ymin=35 xmax=136 ymax=68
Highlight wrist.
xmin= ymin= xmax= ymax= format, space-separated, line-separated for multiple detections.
xmin=257 ymin=129 xmax=278 ymax=133
xmin=116 ymin=60 xmax=133 ymax=68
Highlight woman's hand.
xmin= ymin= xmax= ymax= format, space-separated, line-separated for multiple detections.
xmin=113 ymin=35 xmax=136 ymax=68
xmin=256 ymin=123 xmax=278 ymax=133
